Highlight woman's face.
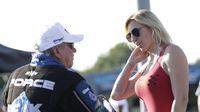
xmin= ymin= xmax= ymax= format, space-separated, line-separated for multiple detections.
xmin=126 ymin=20 xmax=154 ymax=52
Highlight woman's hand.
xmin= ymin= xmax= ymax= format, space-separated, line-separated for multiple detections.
xmin=128 ymin=46 xmax=149 ymax=66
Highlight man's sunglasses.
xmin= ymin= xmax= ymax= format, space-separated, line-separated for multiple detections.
xmin=126 ymin=27 xmax=144 ymax=42
xmin=66 ymin=43 xmax=74 ymax=50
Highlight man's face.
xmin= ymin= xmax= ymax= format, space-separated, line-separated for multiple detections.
xmin=54 ymin=43 xmax=76 ymax=68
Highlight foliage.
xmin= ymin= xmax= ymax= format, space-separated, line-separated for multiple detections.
xmin=81 ymin=42 xmax=132 ymax=75
xmin=195 ymin=58 xmax=200 ymax=65
xmin=80 ymin=43 xmax=200 ymax=75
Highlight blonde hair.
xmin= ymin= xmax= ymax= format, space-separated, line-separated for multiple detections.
xmin=125 ymin=9 xmax=172 ymax=46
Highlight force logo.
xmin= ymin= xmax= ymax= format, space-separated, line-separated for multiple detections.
xmin=25 ymin=71 xmax=38 ymax=76
xmin=10 ymin=78 xmax=55 ymax=90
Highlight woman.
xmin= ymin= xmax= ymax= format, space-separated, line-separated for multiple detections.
xmin=110 ymin=9 xmax=189 ymax=112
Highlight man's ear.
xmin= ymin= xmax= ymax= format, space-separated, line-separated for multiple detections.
xmin=52 ymin=47 xmax=61 ymax=59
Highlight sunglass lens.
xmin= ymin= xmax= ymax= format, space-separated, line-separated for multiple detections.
xmin=66 ymin=44 xmax=74 ymax=49
xmin=126 ymin=28 xmax=141 ymax=42
xmin=132 ymin=28 xmax=140 ymax=37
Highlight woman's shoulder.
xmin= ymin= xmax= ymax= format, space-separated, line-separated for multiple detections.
xmin=161 ymin=44 xmax=188 ymax=76
xmin=163 ymin=44 xmax=187 ymax=63
xmin=164 ymin=44 xmax=184 ymax=55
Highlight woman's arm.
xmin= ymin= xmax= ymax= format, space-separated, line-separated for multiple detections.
xmin=164 ymin=45 xmax=189 ymax=112
xmin=110 ymin=62 xmax=140 ymax=100
xmin=110 ymin=46 xmax=149 ymax=100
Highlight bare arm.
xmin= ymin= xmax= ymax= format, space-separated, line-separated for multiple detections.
xmin=110 ymin=63 xmax=140 ymax=100
xmin=110 ymin=46 xmax=149 ymax=100
xmin=163 ymin=45 xmax=189 ymax=112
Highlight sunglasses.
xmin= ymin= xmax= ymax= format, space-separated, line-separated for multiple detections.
xmin=66 ymin=43 xmax=74 ymax=50
xmin=126 ymin=27 xmax=144 ymax=42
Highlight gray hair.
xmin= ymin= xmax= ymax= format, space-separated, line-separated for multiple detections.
xmin=34 ymin=43 xmax=66 ymax=56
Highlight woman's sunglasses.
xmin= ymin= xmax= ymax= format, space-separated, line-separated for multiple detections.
xmin=126 ymin=27 xmax=144 ymax=42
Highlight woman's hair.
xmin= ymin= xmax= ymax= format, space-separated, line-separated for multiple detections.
xmin=125 ymin=9 xmax=172 ymax=46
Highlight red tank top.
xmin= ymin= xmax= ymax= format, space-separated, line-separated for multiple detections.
xmin=135 ymin=46 xmax=174 ymax=112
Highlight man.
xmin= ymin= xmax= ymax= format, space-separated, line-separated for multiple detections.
xmin=2 ymin=22 xmax=115 ymax=112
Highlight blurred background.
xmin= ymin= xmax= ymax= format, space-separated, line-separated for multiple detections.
xmin=1 ymin=42 xmax=200 ymax=112
xmin=0 ymin=0 xmax=200 ymax=112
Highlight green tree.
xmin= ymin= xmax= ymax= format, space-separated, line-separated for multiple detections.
xmin=195 ymin=58 xmax=200 ymax=65
xmin=81 ymin=42 xmax=131 ymax=75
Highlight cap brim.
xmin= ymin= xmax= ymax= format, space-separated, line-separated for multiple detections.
xmin=63 ymin=34 xmax=83 ymax=43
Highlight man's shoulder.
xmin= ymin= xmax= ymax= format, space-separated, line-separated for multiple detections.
xmin=42 ymin=65 xmax=84 ymax=81
xmin=44 ymin=65 xmax=81 ymax=75
xmin=10 ymin=64 xmax=30 ymax=76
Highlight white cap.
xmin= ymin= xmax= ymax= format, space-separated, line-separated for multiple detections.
xmin=38 ymin=22 xmax=83 ymax=52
